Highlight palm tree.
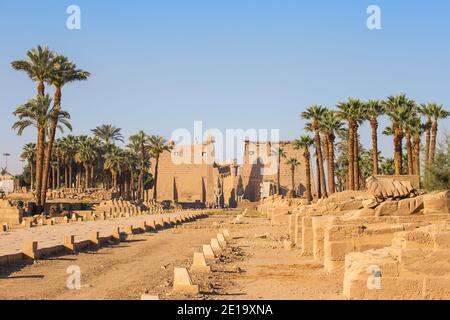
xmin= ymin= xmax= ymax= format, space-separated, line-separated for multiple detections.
xmin=380 ymin=157 xmax=396 ymax=175
xmin=365 ymin=100 xmax=384 ymax=176
xmin=104 ymin=146 xmax=124 ymax=190
xmin=122 ymin=149 xmax=140 ymax=200
xmin=149 ymin=135 xmax=173 ymax=203
xmin=428 ymin=104 xmax=450 ymax=164
xmin=419 ymin=104 xmax=433 ymax=169
xmin=11 ymin=45 xmax=55 ymax=96
xmin=301 ymin=105 xmax=328 ymax=198
xmin=41 ymin=55 xmax=90 ymax=206
xmin=337 ymin=98 xmax=364 ymax=190
xmin=293 ymin=136 xmax=314 ymax=204
xmin=12 ymin=95 xmax=71 ymax=212
xmin=53 ymin=139 xmax=64 ymax=188
xmin=21 ymin=143 xmax=36 ymax=190
xmin=271 ymin=147 xmax=286 ymax=195
xmin=11 ymin=46 xmax=56 ymax=210
xmin=59 ymin=135 xmax=78 ymax=188
xmin=75 ymin=136 xmax=99 ymax=188
xmin=383 ymin=94 xmax=415 ymax=176
xmin=92 ymin=124 xmax=124 ymax=146
xmin=285 ymin=158 xmax=300 ymax=198
xmin=404 ymin=109 xmax=420 ymax=175
xmin=320 ymin=110 xmax=343 ymax=194
xmin=409 ymin=116 xmax=423 ymax=176
xmin=129 ymin=131 xmax=150 ymax=200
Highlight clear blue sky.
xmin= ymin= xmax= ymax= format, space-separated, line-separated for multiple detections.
xmin=1 ymin=0 xmax=449 ymax=173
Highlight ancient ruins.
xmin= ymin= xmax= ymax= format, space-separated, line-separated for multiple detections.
xmin=259 ymin=176 xmax=450 ymax=299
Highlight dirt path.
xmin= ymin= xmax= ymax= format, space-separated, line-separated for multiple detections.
xmin=215 ymin=215 xmax=345 ymax=300
xmin=0 ymin=217 xmax=223 ymax=300
xmin=0 ymin=213 xmax=344 ymax=300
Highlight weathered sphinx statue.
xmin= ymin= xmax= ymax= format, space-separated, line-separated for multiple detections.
xmin=366 ymin=176 xmax=418 ymax=200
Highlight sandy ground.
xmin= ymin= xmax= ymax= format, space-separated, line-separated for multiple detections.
xmin=0 ymin=212 xmax=344 ymax=300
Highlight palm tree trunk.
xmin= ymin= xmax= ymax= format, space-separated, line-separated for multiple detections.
xmin=153 ymin=155 xmax=160 ymax=203
xmin=56 ymin=157 xmax=60 ymax=189
xmin=327 ymin=135 xmax=335 ymax=194
xmin=29 ymin=160 xmax=34 ymax=190
xmin=315 ymin=154 xmax=321 ymax=198
xmin=69 ymin=164 xmax=73 ymax=189
xmin=85 ymin=163 xmax=89 ymax=189
xmin=35 ymin=127 xmax=45 ymax=212
xmin=406 ymin=130 xmax=413 ymax=175
xmin=413 ymin=133 xmax=421 ymax=177
xmin=431 ymin=121 xmax=438 ymax=164
xmin=393 ymin=124 xmax=403 ymax=176
xmin=130 ymin=169 xmax=135 ymax=200
xmin=314 ymin=129 xmax=327 ymax=198
xmin=52 ymin=166 xmax=56 ymax=190
xmin=90 ymin=164 xmax=94 ymax=188
xmin=112 ymin=170 xmax=117 ymax=189
xmin=40 ymin=86 xmax=62 ymax=209
xmin=347 ymin=122 xmax=355 ymax=190
xmin=353 ymin=125 xmax=360 ymax=190
xmin=370 ymin=119 xmax=379 ymax=176
xmin=425 ymin=121 xmax=431 ymax=168
xmin=304 ymin=151 xmax=312 ymax=204
xmin=290 ymin=165 xmax=295 ymax=197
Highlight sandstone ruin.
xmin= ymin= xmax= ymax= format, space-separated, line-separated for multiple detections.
xmin=257 ymin=175 xmax=450 ymax=299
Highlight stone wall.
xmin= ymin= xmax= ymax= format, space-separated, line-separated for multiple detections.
xmin=344 ymin=225 xmax=450 ymax=299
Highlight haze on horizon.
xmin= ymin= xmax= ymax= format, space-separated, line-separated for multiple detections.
xmin=1 ymin=0 xmax=449 ymax=174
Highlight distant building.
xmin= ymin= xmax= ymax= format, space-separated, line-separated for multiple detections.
xmin=150 ymin=139 xmax=311 ymax=208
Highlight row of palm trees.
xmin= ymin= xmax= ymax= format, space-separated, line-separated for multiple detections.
xmin=19 ymin=124 xmax=172 ymax=203
xmin=281 ymin=95 xmax=448 ymax=203
xmin=12 ymin=46 xmax=173 ymax=212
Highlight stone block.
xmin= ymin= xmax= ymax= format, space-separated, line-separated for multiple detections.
xmin=338 ymin=199 xmax=363 ymax=211
xmin=325 ymin=240 xmax=355 ymax=261
xmin=221 ymin=229 xmax=231 ymax=241
xmin=203 ymin=244 xmax=216 ymax=260
xmin=217 ymin=233 xmax=227 ymax=248
xmin=173 ymin=267 xmax=199 ymax=294
xmin=139 ymin=221 xmax=147 ymax=233
xmin=90 ymin=231 xmax=100 ymax=248
xmin=125 ymin=225 xmax=134 ymax=235
xmin=423 ymin=277 xmax=450 ymax=299
xmin=325 ymin=225 xmax=364 ymax=242
xmin=22 ymin=241 xmax=38 ymax=260
xmin=423 ymin=191 xmax=450 ymax=214
xmin=210 ymin=238 xmax=222 ymax=256
xmin=301 ymin=216 xmax=314 ymax=256
xmin=111 ymin=227 xmax=121 ymax=242
xmin=63 ymin=235 xmax=75 ymax=253
xmin=375 ymin=200 xmax=399 ymax=216
xmin=190 ymin=252 xmax=211 ymax=273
